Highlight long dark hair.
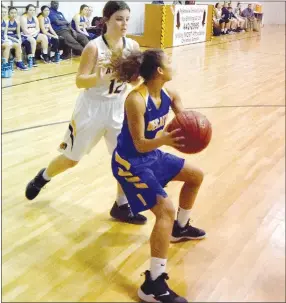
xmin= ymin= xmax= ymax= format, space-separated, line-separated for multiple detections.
xmin=37 ymin=5 xmax=49 ymax=18
xmin=80 ymin=4 xmax=88 ymax=13
xmin=102 ymin=1 xmax=130 ymax=34
xmin=112 ymin=49 xmax=164 ymax=83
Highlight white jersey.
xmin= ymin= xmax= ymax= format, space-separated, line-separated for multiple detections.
xmin=83 ymin=35 xmax=136 ymax=102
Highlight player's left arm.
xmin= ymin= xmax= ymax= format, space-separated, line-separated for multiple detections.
xmin=166 ymin=87 xmax=185 ymax=115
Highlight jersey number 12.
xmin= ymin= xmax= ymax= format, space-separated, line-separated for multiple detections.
xmin=109 ymin=79 xmax=124 ymax=94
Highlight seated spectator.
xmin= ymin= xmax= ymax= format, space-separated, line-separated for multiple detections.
xmin=241 ymin=4 xmax=259 ymax=32
xmin=38 ymin=5 xmax=64 ymax=63
xmin=214 ymin=3 xmax=230 ymax=35
xmin=234 ymin=2 xmax=246 ymax=30
xmin=91 ymin=16 xmax=104 ymax=37
xmin=85 ymin=6 xmax=98 ymax=37
xmin=213 ymin=14 xmax=221 ymax=36
xmin=2 ymin=5 xmax=12 ymax=65
xmin=71 ymin=4 xmax=95 ymax=40
xmin=228 ymin=6 xmax=239 ymax=32
xmin=20 ymin=4 xmax=49 ymax=65
xmin=49 ymin=1 xmax=89 ymax=56
xmin=5 ymin=6 xmax=28 ymax=70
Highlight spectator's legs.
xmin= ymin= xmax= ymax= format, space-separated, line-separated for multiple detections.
xmin=26 ymin=36 xmax=37 ymax=57
xmin=75 ymin=32 xmax=89 ymax=48
xmin=56 ymin=29 xmax=84 ymax=55
xmin=2 ymin=41 xmax=11 ymax=61
xmin=37 ymin=34 xmax=49 ymax=56
xmin=12 ymin=42 xmax=22 ymax=62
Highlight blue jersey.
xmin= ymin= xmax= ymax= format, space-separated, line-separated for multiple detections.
xmin=38 ymin=15 xmax=51 ymax=33
xmin=1 ymin=20 xmax=6 ymax=41
xmin=7 ymin=20 xmax=18 ymax=39
xmin=117 ymin=84 xmax=171 ymax=158
xmin=27 ymin=16 xmax=36 ymax=31
xmin=112 ymin=84 xmax=185 ymax=215
xmin=71 ymin=14 xmax=86 ymax=31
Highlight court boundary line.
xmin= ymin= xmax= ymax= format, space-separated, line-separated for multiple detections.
xmin=2 ymin=104 xmax=285 ymax=136
xmin=1 ymin=71 xmax=77 ymax=89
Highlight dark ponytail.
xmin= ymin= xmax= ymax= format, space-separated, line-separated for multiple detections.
xmin=37 ymin=5 xmax=49 ymax=17
xmin=112 ymin=49 xmax=164 ymax=83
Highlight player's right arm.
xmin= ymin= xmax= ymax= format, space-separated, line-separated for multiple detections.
xmin=76 ymin=42 xmax=99 ymax=89
xmin=125 ymin=91 xmax=185 ymax=153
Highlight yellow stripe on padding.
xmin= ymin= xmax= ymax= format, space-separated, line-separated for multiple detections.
xmin=118 ymin=167 xmax=133 ymax=177
xmin=137 ymin=194 xmax=147 ymax=206
xmin=125 ymin=176 xmax=140 ymax=183
xmin=134 ymin=183 xmax=149 ymax=189
xmin=115 ymin=152 xmax=131 ymax=170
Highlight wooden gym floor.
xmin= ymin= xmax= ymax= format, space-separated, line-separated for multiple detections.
xmin=1 ymin=25 xmax=285 ymax=302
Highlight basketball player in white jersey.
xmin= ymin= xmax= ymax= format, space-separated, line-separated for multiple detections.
xmin=25 ymin=1 xmax=147 ymax=224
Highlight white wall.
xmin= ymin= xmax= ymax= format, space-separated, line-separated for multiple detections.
xmin=38 ymin=1 xmax=145 ymax=34
xmin=261 ymin=2 xmax=285 ymax=24
xmin=2 ymin=1 xmax=285 ymax=31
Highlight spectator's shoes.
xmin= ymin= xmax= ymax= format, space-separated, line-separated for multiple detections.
xmin=40 ymin=54 xmax=50 ymax=64
xmin=171 ymin=219 xmax=206 ymax=242
xmin=16 ymin=61 xmax=28 ymax=71
xmin=25 ymin=168 xmax=50 ymax=200
xmin=32 ymin=57 xmax=38 ymax=67
xmin=110 ymin=202 xmax=147 ymax=225
xmin=138 ymin=271 xmax=188 ymax=303
xmin=51 ymin=52 xmax=61 ymax=63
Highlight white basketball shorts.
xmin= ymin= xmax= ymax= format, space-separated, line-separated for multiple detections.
xmin=58 ymin=92 xmax=124 ymax=161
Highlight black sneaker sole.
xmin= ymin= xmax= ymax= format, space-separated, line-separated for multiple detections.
xmin=110 ymin=211 xmax=147 ymax=225
xmin=138 ymin=288 xmax=160 ymax=302
xmin=170 ymin=234 xmax=206 ymax=243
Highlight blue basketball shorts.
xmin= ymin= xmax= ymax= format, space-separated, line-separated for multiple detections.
xmin=111 ymin=149 xmax=185 ymax=214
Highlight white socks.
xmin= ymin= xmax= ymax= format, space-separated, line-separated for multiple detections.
xmin=42 ymin=169 xmax=51 ymax=181
xmin=116 ymin=194 xmax=128 ymax=206
xmin=177 ymin=207 xmax=191 ymax=228
xmin=150 ymin=257 xmax=167 ymax=280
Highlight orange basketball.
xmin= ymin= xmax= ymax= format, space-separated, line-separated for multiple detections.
xmin=166 ymin=110 xmax=212 ymax=154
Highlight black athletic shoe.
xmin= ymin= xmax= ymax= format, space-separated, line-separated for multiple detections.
xmin=40 ymin=54 xmax=50 ymax=64
xmin=110 ymin=202 xmax=147 ymax=225
xmin=138 ymin=270 xmax=188 ymax=303
xmin=171 ymin=219 xmax=206 ymax=242
xmin=25 ymin=168 xmax=50 ymax=200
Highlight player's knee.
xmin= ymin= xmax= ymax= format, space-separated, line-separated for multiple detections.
xmin=186 ymin=167 xmax=204 ymax=186
xmin=154 ymin=197 xmax=176 ymax=221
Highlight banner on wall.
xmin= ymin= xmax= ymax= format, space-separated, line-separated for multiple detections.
xmin=172 ymin=5 xmax=208 ymax=46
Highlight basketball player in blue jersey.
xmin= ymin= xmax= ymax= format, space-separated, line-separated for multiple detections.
xmin=71 ymin=5 xmax=96 ymax=41
xmin=20 ymin=4 xmax=49 ymax=65
xmin=25 ymin=1 xmax=146 ymax=225
xmin=5 ymin=7 xmax=28 ymax=71
xmin=111 ymin=49 xmax=206 ymax=302
xmin=1 ymin=5 xmax=12 ymax=64
xmin=38 ymin=5 xmax=63 ymax=63
xmin=1 ymin=5 xmax=27 ymax=71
